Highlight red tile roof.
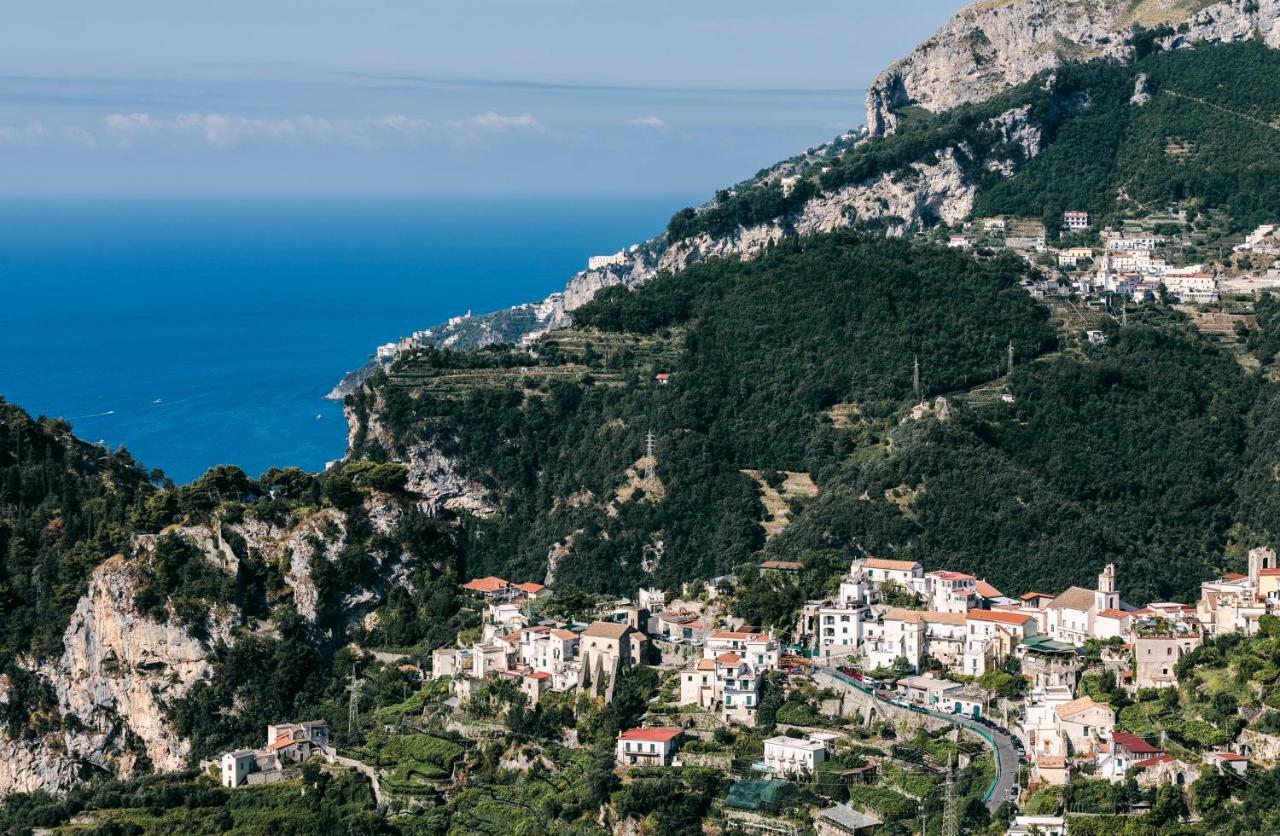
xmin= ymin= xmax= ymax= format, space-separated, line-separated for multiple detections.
xmin=716 ymin=653 xmax=742 ymax=665
xmin=1261 ymin=568 xmax=1280 ymax=576
xmin=462 ymin=576 xmax=510 ymax=593
xmin=1020 ymin=592 xmax=1053 ymax=601
xmin=1097 ymin=608 xmax=1129 ymax=619
xmin=1222 ymin=572 xmax=1247 ymax=581
xmin=526 ymin=671 xmax=552 ymax=680
xmin=930 ymin=570 xmax=976 ymax=581
xmin=619 ymin=727 xmax=682 ymax=743
xmin=760 ymin=560 xmax=804 ymax=571
xmin=1210 ymin=752 xmax=1248 ymax=761
xmin=515 ymin=582 xmax=546 ymax=593
xmin=551 ymin=629 xmax=577 ymax=640
xmin=1134 ymin=754 xmax=1177 ymax=769
xmin=1112 ymin=732 xmax=1161 ymax=755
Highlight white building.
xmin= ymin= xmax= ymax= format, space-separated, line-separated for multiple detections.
xmin=864 ymin=609 xmax=966 ymax=672
xmin=763 ymin=735 xmax=828 ymax=776
xmin=1161 ymin=272 xmax=1219 ymax=303
xmin=924 ymin=570 xmax=978 ymax=614
xmin=588 ymin=251 xmax=628 ymax=271
xmin=616 ymin=727 xmax=683 ymax=767
xmin=1042 ymin=564 xmax=1121 ymax=646
xmin=1062 ymin=211 xmax=1090 ymax=231
xmin=638 ymin=587 xmax=666 ymax=611
xmin=221 ymin=750 xmax=258 ymax=788
xmin=962 ymin=609 xmax=1038 ymax=676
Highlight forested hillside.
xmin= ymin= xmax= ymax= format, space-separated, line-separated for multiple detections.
xmin=351 ymin=234 xmax=1056 ymax=594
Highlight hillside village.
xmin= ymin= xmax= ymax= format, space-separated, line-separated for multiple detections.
xmin=200 ymin=541 xmax=1280 ymax=834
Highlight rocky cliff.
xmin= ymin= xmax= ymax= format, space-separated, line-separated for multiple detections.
xmin=865 ymin=0 xmax=1280 ymax=135
xmin=0 ymin=492 xmax=420 ymax=797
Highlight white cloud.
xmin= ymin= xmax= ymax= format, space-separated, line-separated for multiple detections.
xmin=99 ymin=110 xmax=544 ymax=149
xmin=626 ymin=115 xmax=668 ymax=130
xmin=0 ymin=120 xmax=49 ymax=146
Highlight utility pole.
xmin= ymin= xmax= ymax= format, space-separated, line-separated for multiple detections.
xmin=1007 ymin=342 xmax=1015 ymax=377
xmin=347 ymin=666 xmax=361 ymax=736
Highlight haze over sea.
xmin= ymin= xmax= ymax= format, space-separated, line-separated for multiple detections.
xmin=0 ymin=196 xmax=693 ymax=484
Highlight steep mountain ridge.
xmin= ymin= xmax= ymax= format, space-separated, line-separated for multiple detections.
xmin=866 ymin=0 xmax=1280 ymax=135
xmin=405 ymin=0 xmax=1280 ymax=355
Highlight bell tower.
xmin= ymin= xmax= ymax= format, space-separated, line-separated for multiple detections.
xmin=1095 ymin=563 xmax=1119 ymax=612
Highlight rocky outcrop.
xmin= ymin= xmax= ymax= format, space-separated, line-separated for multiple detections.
xmin=49 ymin=554 xmax=233 ymax=776
xmin=866 ymin=0 xmax=1280 ymax=136
xmin=0 ymin=736 xmax=81 ymax=796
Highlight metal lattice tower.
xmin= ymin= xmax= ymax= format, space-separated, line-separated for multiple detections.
xmin=1007 ymin=341 xmax=1015 ymax=377
xmin=346 ymin=667 xmax=361 ymax=735
xmin=941 ymin=742 xmax=960 ymax=836
xmin=913 ymin=356 xmax=922 ymax=404
xmin=644 ymin=430 xmax=656 ymax=482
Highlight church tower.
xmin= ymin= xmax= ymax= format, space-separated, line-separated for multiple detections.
xmin=1095 ymin=563 xmax=1119 ymax=612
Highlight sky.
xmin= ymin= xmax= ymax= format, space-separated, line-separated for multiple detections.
xmin=0 ymin=1 xmax=963 ymax=195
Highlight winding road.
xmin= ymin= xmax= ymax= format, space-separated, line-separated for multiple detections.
xmin=814 ymin=667 xmax=1020 ymax=811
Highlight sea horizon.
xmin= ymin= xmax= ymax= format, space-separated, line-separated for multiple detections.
xmin=0 ymin=193 xmax=697 ymax=484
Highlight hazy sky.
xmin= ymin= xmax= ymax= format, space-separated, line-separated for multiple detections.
xmin=0 ymin=1 xmax=962 ymax=195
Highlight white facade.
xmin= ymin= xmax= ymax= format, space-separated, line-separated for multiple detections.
xmin=221 ymin=750 xmax=256 ymax=788
xmin=763 ymin=735 xmax=827 ymax=776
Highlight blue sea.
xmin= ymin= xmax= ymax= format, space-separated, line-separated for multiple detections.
xmin=0 ymin=196 xmax=692 ymax=484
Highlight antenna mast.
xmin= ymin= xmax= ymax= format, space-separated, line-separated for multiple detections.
xmin=347 ymin=666 xmax=361 ymax=736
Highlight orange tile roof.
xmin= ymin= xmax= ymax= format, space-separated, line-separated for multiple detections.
xmin=708 ymin=631 xmax=769 ymax=641
xmin=1210 ymin=752 xmax=1247 ymax=761
xmin=1097 ymin=608 xmax=1129 ymax=619
xmin=526 ymin=671 xmax=552 ymax=680
xmin=619 ymin=727 xmax=682 ymax=743
xmin=967 ymin=610 xmax=1034 ymax=625
xmin=1222 ymin=572 xmax=1246 ymax=581
xmin=1261 ymin=568 xmax=1280 ymax=576
xmin=462 ymin=576 xmax=510 ymax=593
xmin=551 ymin=629 xmax=577 ymax=640
xmin=930 ymin=570 xmax=976 ymax=581
xmin=976 ymin=580 xmax=1003 ymax=599
xmin=1055 ymin=696 xmax=1111 ymax=720
xmin=865 ymin=557 xmax=920 ymax=572
xmin=515 ymin=582 xmax=546 ymax=593
xmin=885 ymin=608 xmax=966 ymax=625
xmin=268 ymin=734 xmax=295 ymax=751
xmin=1020 ymin=592 xmax=1053 ymax=600
xmin=716 ymin=653 xmax=742 ymax=665
xmin=1037 ymin=756 xmax=1065 ymax=769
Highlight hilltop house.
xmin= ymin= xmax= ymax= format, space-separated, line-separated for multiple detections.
xmin=616 ymin=727 xmax=683 ymax=767
xmin=1041 ymin=565 xmax=1122 ymax=646
xmin=580 ymin=620 xmax=646 ymax=696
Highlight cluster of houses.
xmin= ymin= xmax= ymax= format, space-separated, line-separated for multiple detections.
xmin=430 ymin=575 xmax=653 ymax=705
xmin=217 ymin=721 xmax=331 ymax=788
xmin=947 ymin=211 xmax=1259 ymax=305
xmin=793 ymin=546 xmax=1280 ymax=790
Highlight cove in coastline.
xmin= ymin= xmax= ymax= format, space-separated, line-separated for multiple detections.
xmin=0 ymin=195 xmax=693 ymax=483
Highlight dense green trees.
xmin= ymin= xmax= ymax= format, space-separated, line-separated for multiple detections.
xmin=0 ymin=401 xmax=158 ymax=664
xmin=665 ymin=42 xmax=1280 ymax=247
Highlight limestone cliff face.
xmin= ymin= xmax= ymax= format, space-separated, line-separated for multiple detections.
xmin=866 ymin=0 xmax=1280 ymax=135
xmin=0 ymin=551 xmax=235 ymax=797
xmin=0 ymin=492 xmax=419 ymax=798
xmin=49 ymin=554 xmax=234 ymax=776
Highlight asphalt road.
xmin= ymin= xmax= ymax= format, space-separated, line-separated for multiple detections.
xmin=814 ymin=667 xmax=1020 ymax=811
